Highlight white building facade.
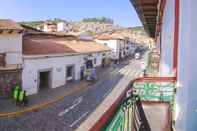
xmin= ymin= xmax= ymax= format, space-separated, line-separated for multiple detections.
xmin=57 ymin=22 xmax=72 ymax=33
xmin=22 ymin=54 xmax=83 ymax=95
xmin=22 ymin=34 xmax=110 ymax=95
xmin=95 ymin=38 xmax=127 ymax=61
xmin=0 ymin=33 xmax=23 ymax=67
xmin=0 ymin=20 xmax=24 ymax=97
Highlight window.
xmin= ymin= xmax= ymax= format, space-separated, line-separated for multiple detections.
xmin=94 ymin=58 xmax=97 ymax=65
xmin=66 ymin=66 xmax=73 ymax=78
xmin=0 ymin=53 xmax=6 ymax=67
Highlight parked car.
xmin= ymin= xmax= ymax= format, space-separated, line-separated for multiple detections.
xmin=135 ymin=52 xmax=141 ymax=59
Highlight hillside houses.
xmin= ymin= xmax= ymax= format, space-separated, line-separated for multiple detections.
xmin=0 ymin=19 xmax=110 ymax=96
xmin=37 ymin=21 xmax=73 ymax=33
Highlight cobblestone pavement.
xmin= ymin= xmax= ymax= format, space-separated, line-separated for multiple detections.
xmin=0 ymin=55 xmax=147 ymax=131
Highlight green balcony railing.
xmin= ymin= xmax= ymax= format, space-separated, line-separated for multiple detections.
xmin=99 ymin=77 xmax=176 ymax=131
xmin=133 ymin=81 xmax=175 ymax=102
xmin=103 ymin=97 xmax=133 ymax=131
xmin=102 ymin=95 xmax=151 ymax=131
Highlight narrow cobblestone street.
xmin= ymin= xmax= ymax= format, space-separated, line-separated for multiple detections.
xmin=0 ymin=55 xmax=147 ymax=131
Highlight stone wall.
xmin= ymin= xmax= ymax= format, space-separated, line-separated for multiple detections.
xmin=0 ymin=70 xmax=21 ymax=98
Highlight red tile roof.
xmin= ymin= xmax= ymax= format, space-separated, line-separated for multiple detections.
xmin=23 ymin=34 xmax=110 ymax=55
xmin=23 ymin=36 xmax=76 ymax=55
xmin=0 ymin=19 xmax=23 ymax=30
xmin=95 ymin=33 xmax=125 ymax=40
xmin=57 ymin=39 xmax=111 ymax=54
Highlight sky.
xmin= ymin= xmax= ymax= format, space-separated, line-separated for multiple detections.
xmin=0 ymin=0 xmax=142 ymax=27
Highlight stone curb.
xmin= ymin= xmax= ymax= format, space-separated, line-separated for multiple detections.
xmin=0 ymin=82 xmax=90 ymax=118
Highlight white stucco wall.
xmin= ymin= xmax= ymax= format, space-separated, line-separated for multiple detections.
xmin=0 ymin=33 xmax=22 ymax=65
xmin=95 ymin=39 xmax=120 ymax=60
xmin=57 ymin=22 xmax=64 ymax=32
xmin=43 ymin=24 xmax=48 ymax=32
xmin=159 ymin=0 xmax=175 ymax=77
xmin=22 ymin=51 xmax=107 ymax=95
xmin=83 ymin=51 xmax=108 ymax=67
xmin=22 ymin=55 xmax=83 ymax=95
xmin=175 ymin=0 xmax=197 ymax=131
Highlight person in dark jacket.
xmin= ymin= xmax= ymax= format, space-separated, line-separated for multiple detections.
xmin=18 ymin=90 xmax=28 ymax=106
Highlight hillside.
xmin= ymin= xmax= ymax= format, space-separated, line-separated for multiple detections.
xmin=20 ymin=21 xmax=44 ymax=28
xmin=20 ymin=18 xmax=153 ymax=45
xmin=20 ymin=18 xmax=123 ymax=34
xmin=97 ymin=27 xmax=153 ymax=45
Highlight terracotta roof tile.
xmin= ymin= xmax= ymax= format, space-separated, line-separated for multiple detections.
xmin=57 ymin=39 xmax=111 ymax=54
xmin=0 ymin=19 xmax=23 ymax=30
xmin=23 ymin=34 xmax=110 ymax=55
xmin=96 ymin=33 xmax=125 ymax=40
xmin=23 ymin=36 xmax=76 ymax=55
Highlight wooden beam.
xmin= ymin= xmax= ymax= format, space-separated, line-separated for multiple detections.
xmin=142 ymin=9 xmax=157 ymax=12
xmin=141 ymin=2 xmax=158 ymax=6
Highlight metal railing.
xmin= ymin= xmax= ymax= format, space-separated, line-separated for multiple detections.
xmin=132 ymin=96 xmax=151 ymax=131
xmin=102 ymin=95 xmax=150 ymax=131
xmin=91 ymin=77 xmax=176 ymax=131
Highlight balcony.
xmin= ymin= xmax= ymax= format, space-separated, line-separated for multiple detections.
xmin=86 ymin=77 xmax=176 ymax=131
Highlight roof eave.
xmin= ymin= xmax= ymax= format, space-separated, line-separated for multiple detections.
xmin=130 ymin=0 xmax=159 ymax=38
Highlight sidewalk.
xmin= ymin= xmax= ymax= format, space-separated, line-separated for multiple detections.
xmin=0 ymin=65 xmax=116 ymax=114
xmin=0 ymin=80 xmax=89 ymax=113
xmin=0 ymin=55 xmax=133 ymax=117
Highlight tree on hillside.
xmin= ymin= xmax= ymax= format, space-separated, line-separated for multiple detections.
xmin=82 ymin=17 xmax=114 ymax=24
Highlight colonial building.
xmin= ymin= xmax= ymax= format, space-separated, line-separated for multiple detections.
xmin=0 ymin=19 xmax=23 ymax=97
xmin=95 ymin=34 xmax=128 ymax=61
xmin=0 ymin=19 xmax=110 ymax=96
xmin=37 ymin=21 xmax=72 ymax=33
xmin=22 ymin=33 xmax=110 ymax=95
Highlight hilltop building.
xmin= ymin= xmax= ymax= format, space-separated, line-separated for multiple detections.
xmin=37 ymin=21 xmax=73 ymax=33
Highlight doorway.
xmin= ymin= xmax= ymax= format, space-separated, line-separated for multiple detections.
xmin=38 ymin=70 xmax=51 ymax=91
xmin=66 ymin=65 xmax=75 ymax=82
xmin=86 ymin=60 xmax=93 ymax=69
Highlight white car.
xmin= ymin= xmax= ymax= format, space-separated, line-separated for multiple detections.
xmin=135 ymin=52 xmax=140 ymax=59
